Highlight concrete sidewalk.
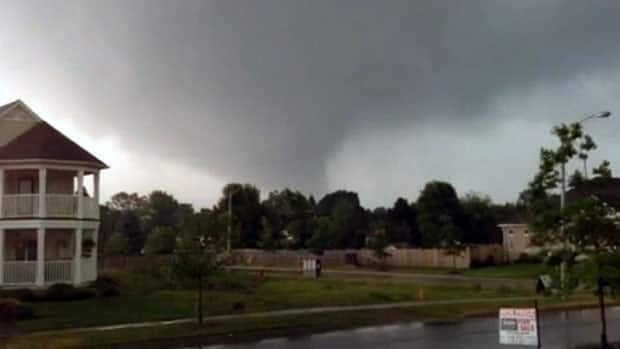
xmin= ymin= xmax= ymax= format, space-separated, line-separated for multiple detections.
xmin=31 ymin=296 xmax=536 ymax=336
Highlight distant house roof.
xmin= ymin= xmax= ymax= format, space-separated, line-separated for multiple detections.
xmin=567 ymin=177 xmax=620 ymax=208
xmin=0 ymin=100 xmax=107 ymax=169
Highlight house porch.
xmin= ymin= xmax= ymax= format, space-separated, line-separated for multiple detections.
xmin=0 ymin=228 xmax=97 ymax=287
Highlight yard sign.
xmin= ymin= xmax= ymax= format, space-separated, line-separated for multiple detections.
xmin=499 ymin=308 xmax=538 ymax=346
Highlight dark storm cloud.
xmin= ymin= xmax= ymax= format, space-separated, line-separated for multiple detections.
xmin=2 ymin=0 xmax=620 ymax=206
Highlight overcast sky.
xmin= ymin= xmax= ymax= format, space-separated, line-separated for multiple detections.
xmin=2 ymin=0 xmax=620 ymax=209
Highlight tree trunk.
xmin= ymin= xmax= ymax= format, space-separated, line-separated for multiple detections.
xmin=198 ymin=273 xmax=204 ymax=325
xmin=597 ymin=276 xmax=608 ymax=349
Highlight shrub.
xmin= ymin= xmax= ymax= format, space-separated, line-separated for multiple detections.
xmin=40 ymin=283 xmax=96 ymax=301
xmin=104 ymin=232 xmax=130 ymax=256
xmin=0 ymin=288 xmax=35 ymax=302
xmin=0 ymin=298 xmax=35 ymax=322
xmin=91 ymin=274 xmax=121 ymax=297
xmin=144 ymin=227 xmax=177 ymax=255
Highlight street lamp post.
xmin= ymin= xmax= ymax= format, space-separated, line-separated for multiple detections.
xmin=579 ymin=111 xmax=611 ymax=180
xmin=559 ymin=111 xmax=611 ymax=289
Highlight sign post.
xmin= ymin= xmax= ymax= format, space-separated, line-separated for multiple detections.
xmin=499 ymin=306 xmax=540 ymax=347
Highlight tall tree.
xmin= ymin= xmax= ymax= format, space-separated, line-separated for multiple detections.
xmin=386 ymin=198 xmax=418 ymax=246
xmin=146 ymin=190 xmax=180 ymax=231
xmin=416 ymin=181 xmax=466 ymax=248
xmin=316 ymin=190 xmax=368 ymax=248
xmin=107 ymin=192 xmax=148 ymax=212
xmin=217 ymin=183 xmax=263 ymax=248
xmin=114 ymin=210 xmax=144 ymax=254
xmin=262 ymin=189 xmax=313 ymax=248
xmin=461 ymin=192 xmax=501 ymax=244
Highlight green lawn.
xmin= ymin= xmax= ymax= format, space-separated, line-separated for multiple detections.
xmin=15 ymin=274 xmax=531 ymax=332
xmin=460 ymin=263 xmax=547 ymax=279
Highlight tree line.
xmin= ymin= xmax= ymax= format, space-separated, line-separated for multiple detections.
xmin=100 ymin=181 xmax=524 ymax=255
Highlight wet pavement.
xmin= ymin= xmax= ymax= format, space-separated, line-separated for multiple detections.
xmin=186 ymin=307 xmax=620 ymax=349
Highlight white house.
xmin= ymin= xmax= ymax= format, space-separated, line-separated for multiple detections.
xmin=0 ymin=100 xmax=107 ymax=288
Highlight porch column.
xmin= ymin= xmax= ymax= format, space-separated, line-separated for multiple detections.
xmin=74 ymin=228 xmax=82 ymax=285
xmin=93 ymin=229 xmax=99 ymax=280
xmin=36 ymin=228 xmax=45 ymax=286
xmin=77 ymin=170 xmax=84 ymax=219
xmin=0 ymin=229 xmax=4 ymax=285
xmin=39 ymin=168 xmax=47 ymax=218
xmin=93 ymin=172 xmax=100 ymax=219
xmin=0 ymin=168 xmax=4 ymax=219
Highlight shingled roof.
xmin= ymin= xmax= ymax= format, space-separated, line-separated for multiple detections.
xmin=0 ymin=101 xmax=108 ymax=168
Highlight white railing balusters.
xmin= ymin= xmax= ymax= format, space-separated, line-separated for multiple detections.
xmin=1 ymin=194 xmax=98 ymax=219
xmin=4 ymin=261 xmax=36 ymax=284
xmin=44 ymin=260 xmax=73 ymax=284
xmin=2 ymin=195 xmax=39 ymax=218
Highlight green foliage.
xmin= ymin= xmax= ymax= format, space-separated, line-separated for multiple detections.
xmin=368 ymin=228 xmax=391 ymax=269
xmin=262 ymin=189 xmax=313 ymax=248
xmin=257 ymin=216 xmax=281 ymax=250
xmin=114 ymin=211 xmax=144 ymax=254
xmin=173 ymin=209 xmax=226 ymax=323
xmin=592 ymin=160 xmax=612 ymax=179
xmin=461 ymin=192 xmax=501 ymax=244
xmin=146 ymin=190 xmax=180 ymax=231
xmin=0 ymin=288 xmax=35 ymax=302
xmin=91 ymin=274 xmax=122 ymax=297
xmin=104 ymin=232 xmax=130 ymax=256
xmin=217 ymin=183 xmax=263 ymax=248
xmin=144 ymin=226 xmax=177 ymax=255
xmin=39 ymin=284 xmax=96 ymax=302
xmin=385 ymin=198 xmax=418 ymax=245
xmin=417 ymin=181 xmax=466 ymax=248
xmin=306 ymin=216 xmax=336 ymax=254
xmin=0 ymin=298 xmax=35 ymax=322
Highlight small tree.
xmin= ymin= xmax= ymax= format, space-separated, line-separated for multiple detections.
xmin=443 ymin=239 xmax=465 ymax=271
xmin=526 ymin=121 xmax=617 ymax=348
xmin=368 ymin=227 xmax=391 ymax=270
xmin=559 ymin=196 xmax=620 ymax=348
xmin=104 ymin=232 xmax=129 ymax=256
xmin=173 ymin=212 xmax=225 ymax=325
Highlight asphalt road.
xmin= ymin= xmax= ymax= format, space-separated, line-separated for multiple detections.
xmin=192 ymin=307 xmax=620 ymax=349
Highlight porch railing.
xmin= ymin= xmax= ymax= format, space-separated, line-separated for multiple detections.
xmin=3 ymin=261 xmax=36 ymax=284
xmin=45 ymin=260 xmax=73 ymax=284
xmin=83 ymin=197 xmax=99 ymax=219
xmin=2 ymin=194 xmax=39 ymax=218
xmin=1 ymin=194 xmax=99 ymax=219
xmin=46 ymin=194 xmax=77 ymax=217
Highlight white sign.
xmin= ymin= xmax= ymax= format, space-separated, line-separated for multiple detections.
xmin=499 ymin=308 xmax=538 ymax=346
